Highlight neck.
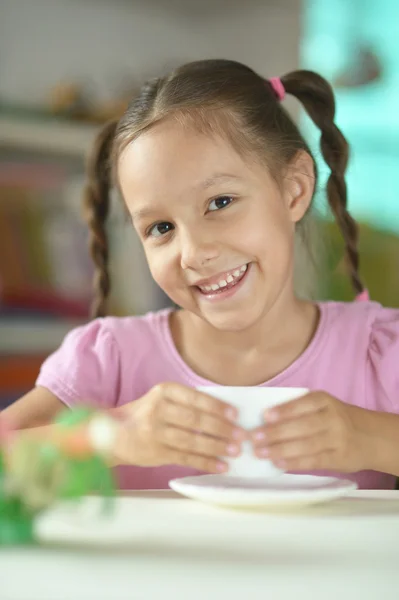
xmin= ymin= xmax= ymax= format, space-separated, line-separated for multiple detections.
xmin=171 ymin=292 xmax=320 ymax=386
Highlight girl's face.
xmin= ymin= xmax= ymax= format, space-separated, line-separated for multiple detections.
xmin=118 ymin=120 xmax=312 ymax=332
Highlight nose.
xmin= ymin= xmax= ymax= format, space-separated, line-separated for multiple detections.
xmin=179 ymin=228 xmax=220 ymax=270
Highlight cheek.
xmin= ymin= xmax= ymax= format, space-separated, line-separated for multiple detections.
xmin=146 ymin=252 xmax=167 ymax=286
xmin=247 ymin=203 xmax=294 ymax=258
xmin=145 ymin=247 xmax=179 ymax=292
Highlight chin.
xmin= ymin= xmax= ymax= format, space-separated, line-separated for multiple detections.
xmin=201 ymin=306 xmax=263 ymax=333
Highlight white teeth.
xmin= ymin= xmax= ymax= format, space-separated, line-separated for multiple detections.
xmin=198 ymin=264 xmax=248 ymax=293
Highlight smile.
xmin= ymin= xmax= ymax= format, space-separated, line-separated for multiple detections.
xmin=196 ymin=264 xmax=249 ymax=296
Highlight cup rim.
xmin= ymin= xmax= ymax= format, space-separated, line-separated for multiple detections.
xmin=196 ymin=385 xmax=309 ymax=392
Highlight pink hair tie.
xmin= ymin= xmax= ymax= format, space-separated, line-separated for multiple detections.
xmin=269 ymin=77 xmax=285 ymax=101
xmin=355 ymin=289 xmax=370 ymax=302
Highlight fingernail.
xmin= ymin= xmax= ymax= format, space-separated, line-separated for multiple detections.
xmin=226 ymin=408 xmax=238 ymax=421
xmin=226 ymin=444 xmax=239 ymax=456
xmin=253 ymin=431 xmax=265 ymax=441
xmin=265 ymin=410 xmax=279 ymax=422
xmin=258 ymin=447 xmax=269 ymax=458
xmin=274 ymin=459 xmax=286 ymax=468
xmin=216 ymin=461 xmax=227 ymax=473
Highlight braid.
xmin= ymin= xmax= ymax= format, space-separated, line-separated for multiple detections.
xmin=282 ymin=70 xmax=364 ymax=296
xmin=82 ymin=120 xmax=117 ymax=318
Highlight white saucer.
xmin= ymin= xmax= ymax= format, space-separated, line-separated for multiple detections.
xmin=169 ymin=474 xmax=357 ymax=509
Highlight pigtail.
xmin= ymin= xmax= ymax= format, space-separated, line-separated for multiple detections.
xmin=282 ymin=70 xmax=364 ymax=296
xmin=82 ymin=120 xmax=118 ymax=318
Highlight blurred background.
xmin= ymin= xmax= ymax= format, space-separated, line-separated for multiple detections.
xmin=0 ymin=0 xmax=398 ymax=408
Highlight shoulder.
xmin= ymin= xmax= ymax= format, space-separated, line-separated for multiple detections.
xmin=56 ymin=307 xmax=172 ymax=355
xmin=99 ymin=308 xmax=172 ymax=351
xmin=321 ymin=299 xmax=386 ymax=325
xmin=36 ymin=309 xmax=173 ymax=408
xmin=320 ymin=300 xmax=399 ymax=409
xmin=321 ymin=300 xmax=399 ymax=341
xmin=320 ymin=300 xmax=399 ymax=356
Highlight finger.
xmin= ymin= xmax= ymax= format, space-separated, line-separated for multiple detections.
xmin=264 ymin=392 xmax=329 ymax=423
xmin=256 ymin=431 xmax=333 ymax=461
xmin=159 ymin=425 xmax=240 ymax=459
xmin=251 ymin=411 xmax=328 ymax=448
xmin=159 ymin=401 xmax=244 ymax=442
xmin=164 ymin=446 xmax=228 ymax=474
xmin=158 ymin=382 xmax=238 ymax=422
xmin=271 ymin=450 xmax=338 ymax=472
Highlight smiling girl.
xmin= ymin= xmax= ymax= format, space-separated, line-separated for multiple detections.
xmin=4 ymin=60 xmax=399 ymax=490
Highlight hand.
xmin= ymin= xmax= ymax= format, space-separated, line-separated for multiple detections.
xmin=111 ymin=382 xmax=244 ymax=473
xmin=251 ymin=391 xmax=369 ymax=473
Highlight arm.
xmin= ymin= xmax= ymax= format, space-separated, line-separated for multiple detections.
xmin=1 ymin=386 xmax=65 ymax=429
xmin=2 ymin=387 xmax=123 ymax=466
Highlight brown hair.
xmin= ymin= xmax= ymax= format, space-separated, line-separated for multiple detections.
xmin=83 ymin=59 xmax=363 ymax=318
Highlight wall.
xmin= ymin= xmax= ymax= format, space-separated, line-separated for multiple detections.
xmin=0 ymin=0 xmax=300 ymax=106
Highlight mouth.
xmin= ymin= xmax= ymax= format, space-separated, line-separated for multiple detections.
xmin=194 ymin=263 xmax=250 ymax=300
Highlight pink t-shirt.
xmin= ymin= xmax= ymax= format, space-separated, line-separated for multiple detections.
xmin=36 ymin=301 xmax=399 ymax=490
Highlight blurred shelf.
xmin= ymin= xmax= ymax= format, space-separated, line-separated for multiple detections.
xmin=0 ymin=318 xmax=84 ymax=355
xmin=0 ymin=355 xmax=45 ymax=395
xmin=0 ymin=115 xmax=99 ymax=156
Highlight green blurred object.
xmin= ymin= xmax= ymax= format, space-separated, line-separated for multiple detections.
xmin=0 ymin=408 xmax=115 ymax=546
xmin=0 ymin=450 xmax=35 ymax=545
xmin=55 ymin=406 xmax=96 ymax=428
xmin=60 ymin=455 xmax=115 ymax=513
xmin=0 ymin=498 xmax=35 ymax=545
xmin=319 ymin=220 xmax=399 ymax=307
xmin=55 ymin=406 xmax=115 ymax=511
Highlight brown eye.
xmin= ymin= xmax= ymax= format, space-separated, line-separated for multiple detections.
xmin=208 ymin=196 xmax=234 ymax=212
xmin=148 ymin=222 xmax=174 ymax=238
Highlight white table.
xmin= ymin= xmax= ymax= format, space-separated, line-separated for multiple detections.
xmin=1 ymin=490 xmax=399 ymax=600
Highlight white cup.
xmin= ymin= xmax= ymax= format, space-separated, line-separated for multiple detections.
xmin=197 ymin=386 xmax=308 ymax=478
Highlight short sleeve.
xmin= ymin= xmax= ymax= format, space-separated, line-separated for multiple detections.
xmin=368 ymin=307 xmax=399 ymax=412
xmin=36 ymin=319 xmax=120 ymax=409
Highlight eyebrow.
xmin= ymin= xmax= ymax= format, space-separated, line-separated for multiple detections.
xmin=131 ymin=207 xmax=157 ymax=222
xmin=131 ymin=172 xmax=241 ymax=222
xmin=197 ymin=172 xmax=241 ymax=190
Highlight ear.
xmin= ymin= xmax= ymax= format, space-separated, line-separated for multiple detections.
xmin=283 ymin=151 xmax=315 ymax=223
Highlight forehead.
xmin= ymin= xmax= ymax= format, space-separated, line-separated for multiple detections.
xmin=117 ymin=120 xmax=255 ymax=203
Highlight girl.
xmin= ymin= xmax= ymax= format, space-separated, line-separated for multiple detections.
xmin=4 ymin=59 xmax=399 ymax=490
